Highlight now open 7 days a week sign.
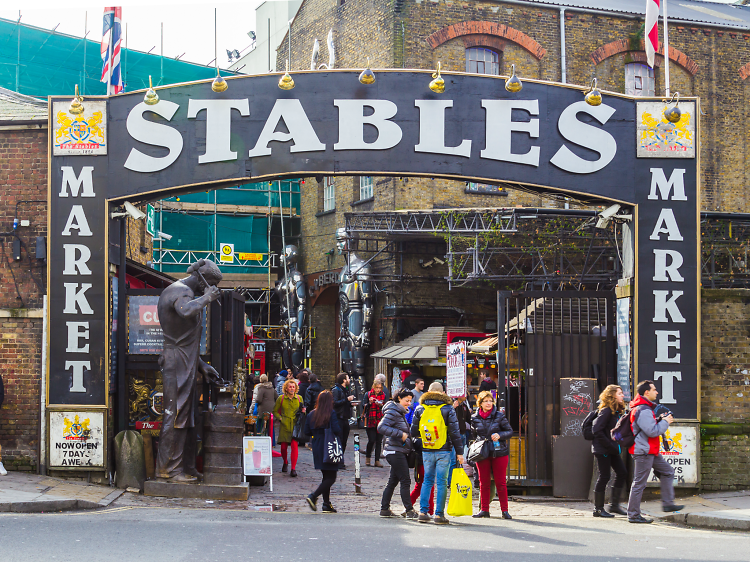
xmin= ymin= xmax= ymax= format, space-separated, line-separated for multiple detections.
xmin=46 ymin=70 xmax=700 ymax=421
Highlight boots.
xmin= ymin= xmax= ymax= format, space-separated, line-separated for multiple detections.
xmin=593 ymin=491 xmax=614 ymax=518
xmin=609 ymin=487 xmax=628 ymax=516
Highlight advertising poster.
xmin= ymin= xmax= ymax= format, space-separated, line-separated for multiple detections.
xmin=616 ymin=298 xmax=632 ymax=402
xmin=128 ymin=296 xmax=207 ymax=355
xmin=243 ymin=436 xmax=273 ymax=476
xmin=49 ymin=411 xmax=105 ymax=468
xmin=446 ymin=342 xmax=467 ymax=398
xmin=648 ymin=425 xmax=698 ymax=486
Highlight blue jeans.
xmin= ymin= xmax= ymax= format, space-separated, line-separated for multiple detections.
xmin=421 ymin=450 xmax=452 ymax=516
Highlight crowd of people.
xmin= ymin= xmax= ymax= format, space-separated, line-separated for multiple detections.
xmin=247 ymin=367 xmax=681 ymax=525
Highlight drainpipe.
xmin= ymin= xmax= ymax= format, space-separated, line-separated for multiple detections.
xmin=559 ymin=8 xmax=566 ymax=83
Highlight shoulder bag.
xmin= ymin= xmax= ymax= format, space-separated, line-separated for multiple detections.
xmin=467 ymin=438 xmax=490 ymax=463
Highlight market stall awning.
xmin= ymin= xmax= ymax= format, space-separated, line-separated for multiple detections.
xmin=371 ymin=345 xmax=440 ymax=360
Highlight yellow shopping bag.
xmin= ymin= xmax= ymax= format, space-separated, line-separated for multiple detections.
xmin=446 ymin=468 xmax=473 ymax=517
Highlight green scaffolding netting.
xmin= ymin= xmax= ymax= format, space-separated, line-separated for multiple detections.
xmin=0 ymin=18 xmax=223 ymax=98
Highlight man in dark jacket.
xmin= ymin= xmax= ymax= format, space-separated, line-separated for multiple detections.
xmin=410 ymin=382 xmax=465 ymax=524
xmin=332 ymin=372 xmax=354 ymax=467
xmin=304 ymin=373 xmax=324 ymax=412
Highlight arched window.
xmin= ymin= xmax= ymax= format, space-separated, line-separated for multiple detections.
xmin=466 ymin=47 xmax=499 ymax=75
xmin=625 ymin=63 xmax=655 ymax=96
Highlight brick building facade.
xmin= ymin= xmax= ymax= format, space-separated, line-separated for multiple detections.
xmin=279 ymin=0 xmax=750 ymax=489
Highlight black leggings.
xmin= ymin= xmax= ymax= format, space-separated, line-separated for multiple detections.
xmin=594 ymin=453 xmax=627 ymax=493
xmin=366 ymin=428 xmax=383 ymax=461
xmin=381 ymin=452 xmax=412 ymax=511
xmin=312 ymin=469 xmax=337 ymax=505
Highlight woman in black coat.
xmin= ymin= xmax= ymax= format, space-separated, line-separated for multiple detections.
xmin=470 ymin=390 xmax=513 ymax=519
xmin=592 ymin=384 xmax=627 ymax=517
xmin=304 ymin=390 xmax=342 ymax=513
xmin=377 ymin=388 xmax=417 ymax=518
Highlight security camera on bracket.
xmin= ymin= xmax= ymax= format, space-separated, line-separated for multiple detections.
xmin=111 ymin=201 xmax=147 ymax=221
xmin=595 ymin=204 xmax=632 ymax=229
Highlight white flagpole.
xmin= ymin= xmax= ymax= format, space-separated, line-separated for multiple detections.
xmin=663 ymin=0 xmax=670 ymax=97
xmin=106 ymin=23 xmax=114 ymax=96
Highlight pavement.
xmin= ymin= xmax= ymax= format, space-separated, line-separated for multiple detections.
xmin=1 ymin=431 xmax=749 ymax=531
xmin=0 ymin=471 xmax=124 ymax=513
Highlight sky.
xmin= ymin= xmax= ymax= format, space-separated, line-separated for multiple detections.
xmin=0 ymin=0 xmax=265 ymax=69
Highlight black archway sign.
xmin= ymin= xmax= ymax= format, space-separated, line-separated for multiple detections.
xmin=46 ymin=70 xmax=700 ymax=443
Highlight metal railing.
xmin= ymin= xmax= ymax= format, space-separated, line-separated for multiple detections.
xmin=153 ymin=249 xmax=278 ymax=269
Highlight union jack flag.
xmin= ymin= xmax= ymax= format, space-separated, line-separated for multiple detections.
xmin=100 ymin=7 xmax=123 ymax=94
xmin=645 ymin=0 xmax=660 ymax=68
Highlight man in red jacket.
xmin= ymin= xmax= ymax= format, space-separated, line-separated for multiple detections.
xmin=626 ymin=380 xmax=684 ymax=523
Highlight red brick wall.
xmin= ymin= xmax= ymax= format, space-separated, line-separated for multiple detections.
xmin=0 ymin=126 xmax=48 ymax=470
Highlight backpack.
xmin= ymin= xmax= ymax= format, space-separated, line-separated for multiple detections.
xmin=610 ymin=406 xmax=646 ymax=449
xmin=419 ymin=403 xmax=448 ymax=450
xmin=581 ymin=409 xmax=598 ymax=440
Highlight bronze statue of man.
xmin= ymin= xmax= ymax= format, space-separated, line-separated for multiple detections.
xmin=155 ymin=259 xmax=222 ymax=482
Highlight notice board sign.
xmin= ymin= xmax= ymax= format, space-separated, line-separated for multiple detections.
xmin=243 ymin=436 xmax=272 ymax=476
xmin=48 ymin=410 xmax=105 ymax=469
xmin=128 ymin=295 xmax=207 ymax=355
xmin=446 ymin=342 xmax=467 ymax=398
xmin=616 ymin=298 xmax=632 ymax=402
xmin=648 ymin=424 xmax=698 ymax=486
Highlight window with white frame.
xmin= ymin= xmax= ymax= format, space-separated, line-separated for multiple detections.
xmin=323 ymin=176 xmax=335 ymax=211
xmin=359 ymin=176 xmax=373 ymax=201
xmin=625 ymin=63 xmax=655 ymax=96
xmin=466 ymin=47 xmax=500 ymax=75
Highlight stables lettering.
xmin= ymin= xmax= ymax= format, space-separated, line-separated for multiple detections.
xmin=649 ymin=168 xmax=687 ymax=406
xmin=60 ymin=166 xmax=95 ymax=394
xmin=123 ymin=98 xmax=618 ymax=174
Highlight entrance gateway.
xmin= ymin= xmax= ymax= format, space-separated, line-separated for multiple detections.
xmin=46 ymin=70 xmax=699 ymax=470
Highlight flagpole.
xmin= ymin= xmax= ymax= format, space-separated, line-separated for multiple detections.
xmin=663 ymin=0 xmax=670 ymax=97
xmin=106 ymin=23 xmax=114 ymax=96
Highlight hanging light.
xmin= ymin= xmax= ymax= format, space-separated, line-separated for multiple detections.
xmin=429 ymin=62 xmax=445 ymax=93
xmin=505 ymin=64 xmax=523 ymax=93
xmin=663 ymin=92 xmax=682 ymax=123
xmin=144 ymin=76 xmax=159 ymax=105
xmin=584 ymin=77 xmax=602 ymax=106
xmin=212 ymin=69 xmax=228 ymax=93
xmin=279 ymin=61 xmax=295 ymax=90
xmin=68 ymin=84 xmax=84 ymax=115
xmin=358 ymin=57 xmax=375 ymax=85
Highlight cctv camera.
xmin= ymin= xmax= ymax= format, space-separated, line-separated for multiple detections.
xmin=598 ymin=204 xmax=621 ymax=221
xmin=434 ymin=257 xmax=445 ymax=265
xmin=124 ymin=201 xmax=147 ymax=221
xmin=157 ymin=231 xmax=173 ymax=241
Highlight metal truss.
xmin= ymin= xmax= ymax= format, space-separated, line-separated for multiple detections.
xmin=344 ymin=208 xmax=622 ymax=290
xmin=346 ymin=209 xmax=517 ymax=235
xmin=153 ymin=248 xmax=278 ymax=269
xmin=234 ymin=287 xmax=272 ymax=304
xmin=701 ymin=216 xmax=750 ymax=288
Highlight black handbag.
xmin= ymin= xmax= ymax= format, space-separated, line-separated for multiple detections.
xmin=292 ymin=410 xmax=307 ymax=441
xmin=467 ymin=438 xmax=491 ymax=463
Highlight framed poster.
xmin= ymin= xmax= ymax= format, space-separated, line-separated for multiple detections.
xmin=446 ymin=342 xmax=467 ymax=398
xmin=648 ymin=424 xmax=698 ymax=486
xmin=128 ymin=295 xmax=208 ymax=355
xmin=48 ymin=410 xmax=106 ymax=469
xmin=243 ymin=436 xmax=273 ymax=476
xmin=52 ymin=100 xmax=107 ymax=156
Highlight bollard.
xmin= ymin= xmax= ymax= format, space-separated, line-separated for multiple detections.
xmin=353 ymin=432 xmax=362 ymax=494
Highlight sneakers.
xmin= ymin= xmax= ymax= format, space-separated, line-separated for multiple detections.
xmin=0 ymin=462 xmax=6 ymax=476
xmin=380 ymin=509 xmax=397 ymax=518
xmin=321 ymin=503 xmax=337 ymax=513
xmin=434 ymin=514 xmax=450 ymax=525
xmin=417 ymin=512 xmax=432 ymax=523
xmin=281 ymin=463 xmax=288 ymax=473
xmin=290 ymin=469 xmax=297 ymax=477
xmin=662 ymin=504 xmax=685 ymax=513
xmin=628 ymin=514 xmax=653 ymax=524
xmin=306 ymin=495 xmax=317 ymax=512
xmin=402 ymin=509 xmax=418 ymax=519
